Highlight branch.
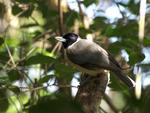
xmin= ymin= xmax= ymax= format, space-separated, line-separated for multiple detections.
xmin=76 ymin=0 xmax=84 ymax=23
xmin=75 ymin=72 xmax=108 ymax=113
xmin=14 ymin=83 xmax=77 ymax=92
xmin=32 ymin=29 xmax=53 ymax=42
xmin=58 ymin=0 xmax=64 ymax=35
xmin=103 ymin=93 xmax=120 ymax=113
xmin=138 ymin=0 xmax=146 ymax=43
xmin=113 ymin=0 xmax=125 ymax=19
xmin=4 ymin=39 xmax=16 ymax=68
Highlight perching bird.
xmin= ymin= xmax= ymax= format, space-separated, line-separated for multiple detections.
xmin=55 ymin=33 xmax=135 ymax=88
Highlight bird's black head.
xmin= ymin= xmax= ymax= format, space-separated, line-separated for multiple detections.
xmin=55 ymin=33 xmax=79 ymax=48
xmin=62 ymin=33 xmax=78 ymax=48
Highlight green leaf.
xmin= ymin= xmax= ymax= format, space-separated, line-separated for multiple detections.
xmin=90 ymin=17 xmax=107 ymax=31
xmin=55 ymin=63 xmax=75 ymax=78
xmin=12 ymin=4 xmax=23 ymax=15
xmin=8 ymin=70 xmax=20 ymax=82
xmin=108 ymin=72 xmax=129 ymax=91
xmin=138 ymin=64 xmax=150 ymax=67
xmin=39 ymin=75 xmax=53 ymax=84
xmin=64 ymin=11 xmax=79 ymax=27
xmin=108 ymin=41 xmax=122 ymax=54
xmin=105 ymin=20 xmax=138 ymax=38
xmin=12 ymin=3 xmax=34 ymax=17
xmin=5 ymin=37 xmax=20 ymax=47
xmin=0 ymin=89 xmax=9 ymax=112
xmin=21 ymin=4 xmax=34 ymax=17
xmin=128 ymin=51 xmax=145 ymax=65
xmin=121 ymin=38 xmax=138 ymax=48
xmin=0 ymin=37 xmax=4 ymax=46
xmin=143 ymin=38 xmax=150 ymax=46
xmin=109 ymin=38 xmax=139 ymax=54
xmin=29 ymin=95 xmax=84 ymax=113
xmin=0 ymin=76 xmax=9 ymax=85
xmin=127 ymin=0 xmax=139 ymax=15
xmin=0 ymin=52 xmax=10 ymax=64
xmin=79 ymin=27 xmax=92 ymax=37
xmin=25 ymin=53 xmax=55 ymax=65
xmin=8 ymin=85 xmax=20 ymax=94
xmin=83 ymin=0 xmax=99 ymax=6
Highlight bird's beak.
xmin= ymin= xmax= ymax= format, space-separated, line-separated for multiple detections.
xmin=55 ymin=36 xmax=66 ymax=42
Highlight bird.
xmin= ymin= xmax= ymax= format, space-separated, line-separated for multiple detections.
xmin=55 ymin=33 xmax=135 ymax=88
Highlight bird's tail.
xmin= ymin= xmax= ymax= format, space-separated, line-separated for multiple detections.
xmin=112 ymin=69 xmax=135 ymax=88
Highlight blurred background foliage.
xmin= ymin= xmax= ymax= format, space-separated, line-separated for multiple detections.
xmin=0 ymin=0 xmax=150 ymax=113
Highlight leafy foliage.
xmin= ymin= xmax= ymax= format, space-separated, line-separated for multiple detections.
xmin=0 ymin=0 xmax=149 ymax=113
xmin=29 ymin=95 xmax=84 ymax=113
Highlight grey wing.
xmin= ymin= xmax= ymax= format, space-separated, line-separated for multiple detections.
xmin=107 ymin=52 xmax=122 ymax=69
xmin=66 ymin=39 xmax=112 ymax=70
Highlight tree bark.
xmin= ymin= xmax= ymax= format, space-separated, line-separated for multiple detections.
xmin=75 ymin=71 xmax=108 ymax=113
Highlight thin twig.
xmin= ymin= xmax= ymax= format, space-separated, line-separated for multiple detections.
xmin=32 ymin=29 xmax=53 ymax=42
xmin=18 ymin=69 xmax=34 ymax=84
xmin=76 ymin=0 xmax=84 ymax=23
xmin=4 ymin=41 xmax=16 ymax=67
xmin=58 ymin=0 xmax=64 ymax=35
xmin=113 ymin=0 xmax=125 ymax=19
xmin=51 ymin=42 xmax=61 ymax=53
xmin=2 ymin=47 xmax=36 ymax=73
xmin=103 ymin=93 xmax=120 ymax=113
xmin=99 ymin=106 xmax=108 ymax=113
xmin=30 ymin=16 xmax=40 ymax=26
xmin=20 ymin=83 xmax=78 ymax=92
xmin=0 ymin=83 xmax=78 ymax=105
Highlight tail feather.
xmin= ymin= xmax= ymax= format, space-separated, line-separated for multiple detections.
xmin=112 ymin=69 xmax=135 ymax=88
